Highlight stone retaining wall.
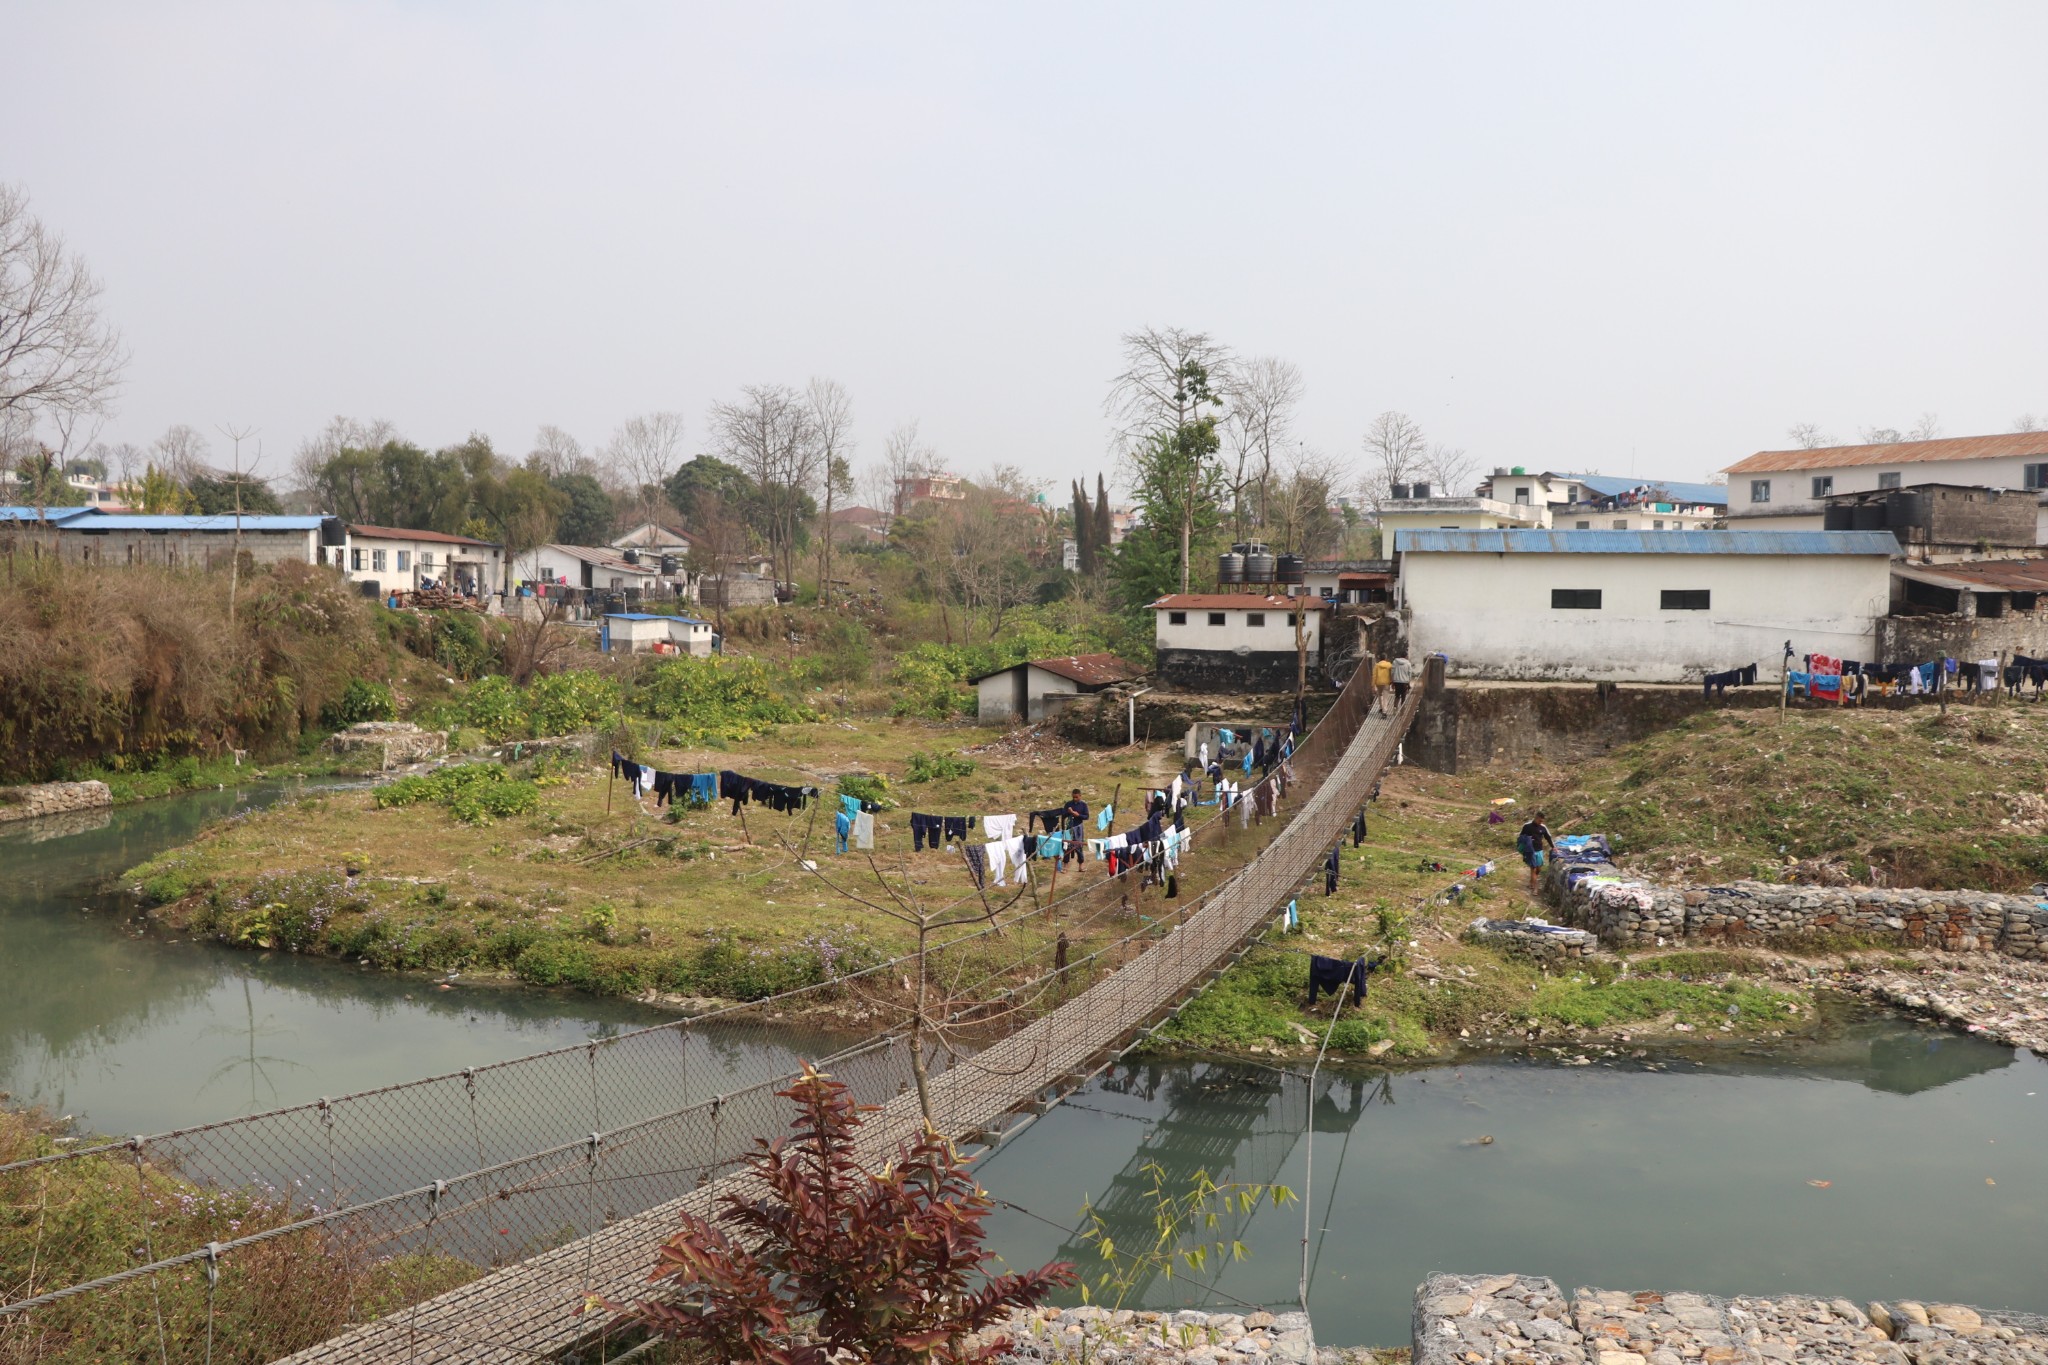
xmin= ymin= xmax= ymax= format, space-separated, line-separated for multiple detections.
xmin=1466 ymin=917 xmax=1597 ymax=964
xmin=1415 ymin=1273 xmax=2048 ymax=1364
xmin=0 ymin=780 xmax=113 ymax=825
xmin=1542 ymin=843 xmax=2048 ymax=960
xmin=324 ymin=722 xmax=448 ymax=772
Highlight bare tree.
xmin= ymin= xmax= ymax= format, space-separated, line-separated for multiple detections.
xmin=1263 ymin=446 xmax=1347 ymax=560
xmin=867 ymin=420 xmax=940 ymax=522
xmin=1103 ymin=326 xmax=1236 ymax=454
xmin=93 ymin=439 xmax=145 ymax=486
xmin=707 ymin=384 xmax=820 ymax=587
xmin=2014 ymin=414 xmax=2041 ymax=434
xmin=1861 ymin=415 xmax=1940 ymax=446
xmin=807 ymin=379 xmax=854 ymax=607
xmin=1787 ymin=423 xmax=1833 ymax=449
xmin=527 ymin=424 xmax=586 ymax=479
xmin=0 ymin=184 xmax=127 ymax=426
xmin=1909 ymin=412 xmax=1942 ymax=442
xmin=1223 ymin=356 xmax=1303 ymax=537
xmin=603 ymin=411 xmax=685 ymax=491
xmin=289 ymin=415 xmax=398 ymax=507
xmin=152 ymin=423 xmax=211 ymax=483
xmin=1417 ymin=442 xmax=1476 ymax=498
xmin=1358 ymin=410 xmax=1430 ymax=509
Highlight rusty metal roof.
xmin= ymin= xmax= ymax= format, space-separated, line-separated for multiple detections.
xmin=968 ymin=652 xmax=1140 ymax=687
xmin=1725 ymin=432 xmax=2048 ymax=475
xmin=1894 ymin=559 xmax=2048 ymax=593
xmin=1398 ymin=529 xmax=1899 ymax=556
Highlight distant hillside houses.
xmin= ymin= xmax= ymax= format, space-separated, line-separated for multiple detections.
xmin=1723 ymin=431 xmax=2048 ymax=544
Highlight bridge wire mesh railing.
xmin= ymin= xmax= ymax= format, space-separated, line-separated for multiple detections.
xmin=0 ymin=671 xmax=1413 ymax=1364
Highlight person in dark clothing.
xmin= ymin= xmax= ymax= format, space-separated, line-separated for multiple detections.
xmin=1064 ymin=789 xmax=1089 ymax=828
xmin=1325 ymin=844 xmax=1342 ymax=895
xmin=1517 ymin=812 xmax=1555 ymax=889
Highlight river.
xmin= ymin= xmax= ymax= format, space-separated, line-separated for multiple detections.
xmin=5 ymin=786 xmax=2044 ymax=1346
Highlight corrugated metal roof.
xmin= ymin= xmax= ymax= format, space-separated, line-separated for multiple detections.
xmin=1398 ymin=529 xmax=1900 ymax=556
xmin=1725 ymin=432 xmax=2048 ymax=475
xmin=349 ymin=523 xmax=499 ymax=547
xmin=0 ymin=506 xmax=102 ymax=522
xmin=1894 ymin=560 xmax=2048 ymax=593
xmin=967 ymin=652 xmax=1139 ymax=687
xmin=1567 ymin=473 xmax=1729 ymax=506
xmin=59 ymin=514 xmax=328 ymax=532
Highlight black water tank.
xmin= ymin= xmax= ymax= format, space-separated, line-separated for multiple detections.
xmin=622 ymin=548 xmax=640 ymax=565
xmin=604 ymin=593 xmax=626 ymax=615
xmin=1218 ymin=552 xmax=1244 ymax=584
xmin=358 ymin=580 xmax=381 ymax=599
xmin=1411 ymin=482 xmax=1432 ymax=499
xmin=1852 ymin=504 xmax=1886 ymax=531
xmin=1276 ymin=553 xmax=1305 ymax=585
xmin=1244 ymin=548 xmax=1277 ymax=583
xmin=1389 ymin=483 xmax=1411 ymax=501
xmin=659 ymin=554 xmax=679 ymax=576
xmin=1823 ymin=505 xmax=1853 ymax=531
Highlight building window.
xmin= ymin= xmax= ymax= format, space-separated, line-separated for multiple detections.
xmin=1653 ymin=520 xmax=1665 ymax=530
xmin=2025 ymin=463 xmax=2048 ymax=491
xmin=371 ymin=549 xmax=387 ymax=571
xmin=1612 ymin=519 xmax=1628 ymax=530
xmin=1750 ymin=479 xmax=1771 ymax=503
xmin=1661 ymin=589 xmax=1711 ymax=610
xmin=1245 ymin=612 xmax=1266 ymax=627
xmin=1878 ymin=471 xmax=1901 ymax=490
xmin=1514 ymin=488 xmax=1529 ymax=504
xmin=1551 ymin=589 xmax=1602 ymax=610
xmin=1168 ymin=611 xmax=1186 ymax=625
xmin=422 ymin=553 xmax=436 ymax=569
xmin=1574 ymin=520 xmax=1591 ymax=530
xmin=1811 ymin=475 xmax=1833 ymax=498
xmin=350 ymin=547 xmax=363 ymax=571
xmin=1286 ymin=613 xmax=1299 ymax=627
xmin=1207 ymin=612 xmax=1226 ymax=626
xmin=396 ymin=550 xmax=411 ymax=570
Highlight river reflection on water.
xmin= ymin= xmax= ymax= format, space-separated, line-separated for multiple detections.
xmin=977 ymin=1026 xmax=2048 ymax=1347
xmin=0 ymin=786 xmax=754 ymax=1140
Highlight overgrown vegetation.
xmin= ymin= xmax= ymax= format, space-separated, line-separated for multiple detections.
xmin=631 ymin=656 xmax=818 ymax=741
xmin=0 ymin=557 xmax=388 ymax=782
xmin=0 ymin=1106 xmax=478 ymax=1365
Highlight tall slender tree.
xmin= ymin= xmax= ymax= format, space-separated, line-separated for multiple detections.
xmin=1094 ymin=474 xmax=1112 ymax=565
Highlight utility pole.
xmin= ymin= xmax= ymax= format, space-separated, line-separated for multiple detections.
xmin=218 ymin=424 xmax=257 ymax=633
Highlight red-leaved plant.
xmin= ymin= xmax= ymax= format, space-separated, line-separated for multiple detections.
xmin=616 ymin=1062 xmax=1075 ymax=1365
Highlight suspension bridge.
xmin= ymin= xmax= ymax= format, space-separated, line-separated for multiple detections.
xmin=0 ymin=666 xmax=1416 ymax=1364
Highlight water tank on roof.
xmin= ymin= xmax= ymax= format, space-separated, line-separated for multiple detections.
xmin=1852 ymin=504 xmax=1887 ymax=531
xmin=622 ymin=548 xmax=640 ymax=565
xmin=1823 ymin=505 xmax=1853 ymax=531
xmin=1389 ymin=483 xmax=1411 ymax=501
xmin=1511 ymin=466 xmax=1526 ymax=476
xmin=1276 ymin=553 xmax=1305 ymax=585
xmin=1245 ymin=548 xmax=1277 ymax=583
xmin=1218 ymin=551 xmax=1244 ymax=584
xmin=1412 ymin=482 xmax=1432 ymax=500
xmin=659 ymin=554 xmax=679 ymax=576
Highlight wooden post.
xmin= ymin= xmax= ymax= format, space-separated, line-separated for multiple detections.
xmin=606 ymin=760 xmax=615 ymax=815
xmin=1998 ymin=649 xmax=2011 ymax=706
xmin=1778 ymin=654 xmax=1789 ymax=725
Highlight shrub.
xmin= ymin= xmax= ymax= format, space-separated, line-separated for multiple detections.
xmin=888 ymin=647 xmax=976 ymax=720
xmin=319 ymin=678 xmax=397 ymax=728
xmin=374 ymin=762 xmax=539 ymax=825
xmin=613 ymin=1064 xmax=1074 ymax=1364
xmin=903 ymin=749 xmax=976 ymax=783
xmin=457 ymin=676 xmax=527 ymax=740
xmin=836 ymin=772 xmax=893 ymax=811
xmin=524 ymin=670 xmax=622 ymax=737
xmin=633 ymin=656 xmax=817 ymax=742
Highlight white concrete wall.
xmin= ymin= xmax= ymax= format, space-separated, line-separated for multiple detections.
xmin=1379 ymin=504 xmax=1547 ymax=552
xmin=1727 ymin=455 xmax=2048 ymax=526
xmin=1154 ymin=604 xmax=1321 ymax=653
xmin=49 ymin=526 xmax=320 ymax=569
xmin=1400 ymin=550 xmax=1893 ymax=682
xmin=343 ymin=535 xmax=503 ymax=593
xmin=976 ymin=666 xmax=1083 ymax=723
xmin=1555 ymin=509 xmax=1718 ymax=531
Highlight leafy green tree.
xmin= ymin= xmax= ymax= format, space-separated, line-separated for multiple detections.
xmin=187 ymin=472 xmax=283 ymax=515
xmin=135 ymin=462 xmax=196 ymax=513
xmin=1112 ymin=369 xmax=1226 ymax=606
xmin=549 ymin=471 xmax=614 ymax=545
xmin=665 ymin=455 xmax=760 ymax=531
xmin=7 ymin=446 xmax=86 ymax=508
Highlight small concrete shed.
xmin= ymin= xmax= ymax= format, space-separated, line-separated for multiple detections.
xmin=972 ymin=653 xmax=1138 ymax=723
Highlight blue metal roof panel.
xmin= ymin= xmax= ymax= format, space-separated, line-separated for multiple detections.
xmin=1565 ymin=473 xmax=1729 ymax=506
xmin=0 ymin=505 xmax=102 ymax=522
xmin=605 ymin=612 xmax=709 ymax=624
xmin=1399 ymin=529 xmax=1898 ymax=556
xmin=58 ymin=514 xmax=327 ymax=532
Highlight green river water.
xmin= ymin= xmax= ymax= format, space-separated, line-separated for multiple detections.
xmin=4 ymin=787 xmax=2043 ymax=1346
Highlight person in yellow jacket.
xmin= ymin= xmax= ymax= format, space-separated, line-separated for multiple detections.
xmin=1371 ymin=656 xmax=1393 ymax=714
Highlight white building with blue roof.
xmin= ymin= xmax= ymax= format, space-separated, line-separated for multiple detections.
xmin=1 ymin=508 xmax=346 ymax=570
xmin=1397 ymin=529 xmax=1897 ymax=683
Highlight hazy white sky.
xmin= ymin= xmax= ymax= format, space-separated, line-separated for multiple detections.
xmin=6 ymin=1 xmax=2046 ymax=490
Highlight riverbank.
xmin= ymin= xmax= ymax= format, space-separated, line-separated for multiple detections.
xmin=120 ymin=717 xmax=1215 ymax=1005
